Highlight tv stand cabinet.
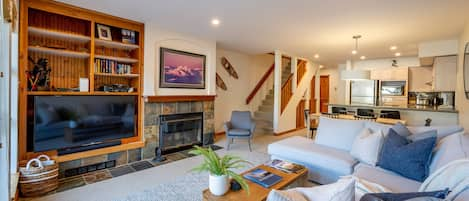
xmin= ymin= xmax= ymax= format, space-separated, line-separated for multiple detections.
xmin=18 ymin=0 xmax=144 ymax=162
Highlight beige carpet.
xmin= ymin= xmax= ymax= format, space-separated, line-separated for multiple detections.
xmin=29 ymin=130 xmax=306 ymax=201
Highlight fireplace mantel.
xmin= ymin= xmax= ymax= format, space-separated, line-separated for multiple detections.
xmin=145 ymin=95 xmax=216 ymax=102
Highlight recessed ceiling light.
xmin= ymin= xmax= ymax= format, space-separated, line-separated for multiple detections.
xmin=395 ymin=52 xmax=401 ymax=57
xmin=390 ymin=46 xmax=397 ymax=51
xmin=360 ymin=56 xmax=366 ymax=60
xmin=314 ymin=54 xmax=319 ymax=59
xmin=211 ymin=18 xmax=220 ymax=26
xmin=319 ymin=65 xmax=324 ymax=69
xmin=352 ymin=50 xmax=358 ymax=55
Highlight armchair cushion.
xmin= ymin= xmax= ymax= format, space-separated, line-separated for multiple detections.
xmin=224 ymin=121 xmax=232 ymax=132
xmin=227 ymin=128 xmax=251 ymax=136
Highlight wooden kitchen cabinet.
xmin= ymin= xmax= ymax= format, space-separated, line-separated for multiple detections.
xmin=433 ymin=56 xmax=457 ymax=91
xmin=409 ymin=67 xmax=433 ymax=92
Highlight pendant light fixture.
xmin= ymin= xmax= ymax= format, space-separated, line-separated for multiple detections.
xmin=341 ymin=35 xmax=371 ymax=80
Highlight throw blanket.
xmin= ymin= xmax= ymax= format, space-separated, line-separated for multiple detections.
xmin=419 ymin=159 xmax=469 ymax=201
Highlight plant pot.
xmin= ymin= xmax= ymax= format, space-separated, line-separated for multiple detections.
xmin=209 ymin=174 xmax=229 ymax=196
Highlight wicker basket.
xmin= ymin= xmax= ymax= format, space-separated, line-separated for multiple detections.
xmin=19 ymin=155 xmax=59 ymax=197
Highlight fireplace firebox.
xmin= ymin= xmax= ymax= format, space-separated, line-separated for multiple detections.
xmin=154 ymin=112 xmax=203 ymax=161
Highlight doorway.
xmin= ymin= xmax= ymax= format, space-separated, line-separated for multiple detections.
xmin=310 ymin=75 xmax=330 ymax=113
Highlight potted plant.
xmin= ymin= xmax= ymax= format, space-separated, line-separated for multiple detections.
xmin=189 ymin=145 xmax=251 ymax=196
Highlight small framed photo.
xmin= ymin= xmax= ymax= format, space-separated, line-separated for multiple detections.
xmin=97 ymin=24 xmax=112 ymax=41
xmin=121 ymin=29 xmax=136 ymax=44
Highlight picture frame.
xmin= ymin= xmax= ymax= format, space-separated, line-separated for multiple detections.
xmin=121 ymin=29 xmax=136 ymax=44
xmin=159 ymin=47 xmax=206 ymax=89
xmin=97 ymin=24 xmax=112 ymax=41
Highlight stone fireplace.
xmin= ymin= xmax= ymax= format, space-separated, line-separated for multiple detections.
xmin=142 ymin=100 xmax=215 ymax=159
xmin=158 ymin=112 xmax=204 ymax=154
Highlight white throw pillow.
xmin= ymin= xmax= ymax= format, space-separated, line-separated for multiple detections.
xmin=267 ymin=189 xmax=308 ymax=201
xmin=316 ymin=117 xmax=365 ymax=151
xmin=295 ymin=178 xmax=355 ymax=201
xmin=350 ymin=128 xmax=384 ymax=166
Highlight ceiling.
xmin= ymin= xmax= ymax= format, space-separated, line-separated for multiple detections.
xmin=59 ymin=0 xmax=469 ymax=67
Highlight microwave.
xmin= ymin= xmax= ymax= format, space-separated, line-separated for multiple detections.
xmin=381 ymin=81 xmax=406 ymax=96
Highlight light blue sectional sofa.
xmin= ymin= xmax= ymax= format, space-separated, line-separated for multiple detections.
xmin=268 ymin=117 xmax=469 ymax=200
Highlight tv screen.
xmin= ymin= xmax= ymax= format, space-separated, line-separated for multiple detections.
xmin=33 ymin=96 xmax=136 ymax=152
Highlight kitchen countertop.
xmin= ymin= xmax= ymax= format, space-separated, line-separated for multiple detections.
xmin=328 ymin=103 xmax=458 ymax=113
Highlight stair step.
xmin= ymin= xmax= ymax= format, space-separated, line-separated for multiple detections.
xmin=262 ymin=99 xmax=274 ymax=105
xmin=258 ymin=105 xmax=273 ymax=112
xmin=255 ymin=111 xmax=272 ymax=119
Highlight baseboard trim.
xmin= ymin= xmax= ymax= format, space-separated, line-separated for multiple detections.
xmin=274 ymin=127 xmax=305 ymax=136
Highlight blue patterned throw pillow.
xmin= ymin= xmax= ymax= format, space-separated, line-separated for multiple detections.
xmin=377 ymin=129 xmax=437 ymax=182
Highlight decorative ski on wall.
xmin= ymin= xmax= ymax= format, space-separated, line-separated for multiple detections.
xmin=221 ymin=57 xmax=239 ymax=79
xmin=216 ymin=73 xmax=227 ymax=90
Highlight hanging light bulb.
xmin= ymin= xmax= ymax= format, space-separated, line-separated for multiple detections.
xmin=352 ymin=35 xmax=361 ymax=55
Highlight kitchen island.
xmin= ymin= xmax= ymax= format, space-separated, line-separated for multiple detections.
xmin=328 ymin=104 xmax=458 ymax=126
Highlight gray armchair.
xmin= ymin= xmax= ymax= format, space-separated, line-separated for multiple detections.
xmin=224 ymin=111 xmax=256 ymax=151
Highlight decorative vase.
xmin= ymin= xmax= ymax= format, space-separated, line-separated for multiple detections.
xmin=209 ymin=174 xmax=229 ymax=196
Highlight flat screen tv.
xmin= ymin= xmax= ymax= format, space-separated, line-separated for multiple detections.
xmin=32 ymin=96 xmax=136 ymax=152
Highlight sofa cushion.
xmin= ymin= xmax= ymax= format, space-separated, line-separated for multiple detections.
xmin=316 ymin=117 xmax=365 ymax=151
xmin=377 ymin=130 xmax=436 ymax=182
xmin=353 ymin=163 xmax=421 ymax=193
xmin=350 ymin=128 xmax=384 ymax=166
xmin=227 ymin=128 xmax=251 ymax=136
xmin=268 ymin=136 xmax=358 ymax=183
xmin=408 ymin=126 xmax=464 ymax=140
xmin=407 ymin=130 xmax=437 ymax=142
xmin=429 ymin=132 xmax=469 ymax=174
xmin=267 ymin=189 xmax=308 ymax=201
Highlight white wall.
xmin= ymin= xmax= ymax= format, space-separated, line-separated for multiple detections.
xmin=143 ymin=25 xmax=217 ymax=96
xmin=456 ymin=22 xmax=469 ymax=131
xmin=214 ymin=49 xmax=273 ymax=132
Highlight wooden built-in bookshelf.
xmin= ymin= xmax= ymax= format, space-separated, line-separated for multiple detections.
xmin=19 ymin=0 xmax=144 ymax=162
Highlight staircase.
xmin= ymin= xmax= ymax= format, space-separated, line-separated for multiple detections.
xmin=254 ymin=63 xmax=292 ymax=134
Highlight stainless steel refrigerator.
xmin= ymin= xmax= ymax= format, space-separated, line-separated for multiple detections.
xmin=350 ymin=80 xmax=378 ymax=106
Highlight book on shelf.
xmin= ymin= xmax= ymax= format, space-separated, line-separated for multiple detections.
xmin=94 ymin=58 xmax=132 ymax=74
xmin=243 ymin=168 xmax=282 ymax=188
xmin=265 ymin=159 xmax=304 ymax=173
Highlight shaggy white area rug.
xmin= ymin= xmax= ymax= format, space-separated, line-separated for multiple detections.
xmin=117 ymin=150 xmax=270 ymax=201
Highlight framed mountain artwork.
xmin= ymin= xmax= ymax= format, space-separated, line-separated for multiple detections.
xmin=159 ymin=47 xmax=206 ymax=89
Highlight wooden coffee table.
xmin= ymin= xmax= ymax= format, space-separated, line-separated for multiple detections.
xmin=202 ymin=164 xmax=308 ymax=201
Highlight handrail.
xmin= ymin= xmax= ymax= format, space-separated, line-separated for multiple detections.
xmin=296 ymin=60 xmax=307 ymax=85
xmin=245 ymin=63 xmax=275 ymax=104
xmin=281 ymin=74 xmax=294 ymax=113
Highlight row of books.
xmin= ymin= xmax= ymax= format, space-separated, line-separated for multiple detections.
xmin=94 ymin=59 xmax=132 ymax=74
xmin=243 ymin=160 xmax=305 ymax=188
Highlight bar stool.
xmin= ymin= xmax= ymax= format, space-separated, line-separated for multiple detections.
xmin=355 ymin=108 xmax=376 ymax=121
xmin=379 ymin=110 xmax=401 ymax=119
xmin=331 ymin=107 xmax=347 ymax=114
xmin=304 ymin=109 xmax=318 ymax=139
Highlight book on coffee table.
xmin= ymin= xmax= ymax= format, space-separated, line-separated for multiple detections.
xmin=265 ymin=159 xmax=304 ymax=173
xmin=243 ymin=168 xmax=282 ymax=188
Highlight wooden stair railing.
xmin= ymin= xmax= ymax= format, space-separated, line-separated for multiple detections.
xmin=281 ymin=74 xmax=293 ymax=113
xmin=245 ymin=63 xmax=275 ymax=104
xmin=296 ymin=60 xmax=307 ymax=85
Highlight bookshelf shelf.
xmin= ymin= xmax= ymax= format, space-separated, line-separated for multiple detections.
xmin=28 ymin=26 xmax=91 ymax=43
xmin=28 ymin=46 xmax=90 ymax=58
xmin=27 ymin=91 xmax=91 ymax=96
xmin=95 ymin=39 xmax=139 ymax=50
xmin=94 ymin=92 xmax=139 ymax=95
xmin=95 ymin=54 xmax=139 ymax=63
xmin=94 ymin=73 xmax=139 ymax=78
